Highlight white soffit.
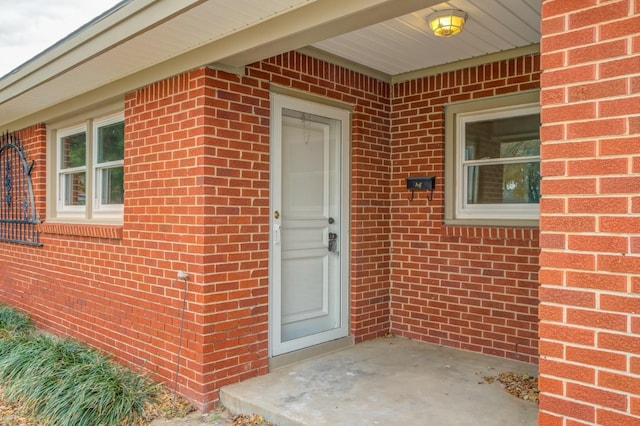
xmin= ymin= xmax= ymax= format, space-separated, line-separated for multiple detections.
xmin=0 ymin=0 xmax=541 ymax=129
xmin=312 ymin=0 xmax=541 ymax=75
xmin=0 ymin=0 xmax=315 ymax=126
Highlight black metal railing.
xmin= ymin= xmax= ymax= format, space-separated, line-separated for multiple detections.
xmin=0 ymin=132 xmax=41 ymax=246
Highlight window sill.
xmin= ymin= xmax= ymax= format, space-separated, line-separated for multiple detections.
xmin=40 ymin=222 xmax=123 ymax=240
xmin=442 ymin=223 xmax=538 ymax=241
xmin=444 ymin=218 xmax=539 ymax=228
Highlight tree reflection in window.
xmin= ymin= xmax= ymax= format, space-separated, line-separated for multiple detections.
xmin=464 ymin=113 xmax=540 ymax=205
xmin=97 ymin=121 xmax=124 ymax=205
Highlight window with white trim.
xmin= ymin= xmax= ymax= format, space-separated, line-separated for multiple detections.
xmin=445 ymin=92 xmax=540 ymax=226
xmin=51 ymin=112 xmax=124 ymax=222
xmin=58 ymin=126 xmax=87 ymax=212
xmin=94 ymin=116 xmax=125 ymax=212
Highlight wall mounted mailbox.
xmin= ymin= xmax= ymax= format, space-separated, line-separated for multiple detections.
xmin=406 ymin=176 xmax=435 ymax=201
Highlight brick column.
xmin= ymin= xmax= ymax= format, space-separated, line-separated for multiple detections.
xmin=539 ymin=1 xmax=640 ymax=424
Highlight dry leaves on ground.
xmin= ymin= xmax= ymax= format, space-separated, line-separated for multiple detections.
xmin=228 ymin=414 xmax=275 ymax=426
xmin=0 ymin=386 xmax=39 ymax=426
xmin=141 ymin=386 xmax=195 ymax=423
xmin=496 ymin=372 xmax=539 ymax=403
xmin=137 ymin=387 xmax=277 ymax=426
xmin=480 ymin=371 xmax=539 ymax=403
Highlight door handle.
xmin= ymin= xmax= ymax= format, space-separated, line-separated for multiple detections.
xmin=328 ymin=232 xmax=338 ymax=252
xmin=274 ymin=223 xmax=281 ymax=245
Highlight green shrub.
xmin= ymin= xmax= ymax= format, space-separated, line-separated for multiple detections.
xmin=0 ymin=305 xmax=158 ymax=425
xmin=0 ymin=304 xmax=34 ymax=336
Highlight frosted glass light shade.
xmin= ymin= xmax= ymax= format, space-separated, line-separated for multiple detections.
xmin=428 ymin=10 xmax=467 ymax=38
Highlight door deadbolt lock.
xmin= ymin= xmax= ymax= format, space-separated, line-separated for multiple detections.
xmin=274 ymin=210 xmax=280 ymax=219
xmin=328 ymin=232 xmax=338 ymax=252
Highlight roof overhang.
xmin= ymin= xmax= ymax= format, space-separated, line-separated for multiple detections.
xmin=0 ymin=0 xmax=540 ymax=131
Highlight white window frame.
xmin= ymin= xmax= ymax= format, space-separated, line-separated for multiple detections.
xmin=444 ymin=91 xmax=540 ymax=227
xmin=57 ymin=125 xmax=88 ymax=217
xmin=49 ymin=109 xmax=124 ymax=224
xmin=93 ymin=114 xmax=125 ymax=217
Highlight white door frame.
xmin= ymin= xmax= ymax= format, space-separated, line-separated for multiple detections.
xmin=269 ymin=92 xmax=351 ymax=357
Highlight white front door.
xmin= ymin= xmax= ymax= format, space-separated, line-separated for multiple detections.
xmin=270 ymin=93 xmax=350 ymax=356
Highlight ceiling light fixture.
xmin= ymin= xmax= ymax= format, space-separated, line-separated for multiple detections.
xmin=427 ymin=9 xmax=467 ymax=38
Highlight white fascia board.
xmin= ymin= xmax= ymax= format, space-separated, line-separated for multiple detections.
xmin=0 ymin=0 xmax=202 ymax=104
xmin=1 ymin=0 xmax=438 ymax=130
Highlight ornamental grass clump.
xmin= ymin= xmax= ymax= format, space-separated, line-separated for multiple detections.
xmin=0 ymin=303 xmax=34 ymax=337
xmin=0 ymin=304 xmax=158 ymax=426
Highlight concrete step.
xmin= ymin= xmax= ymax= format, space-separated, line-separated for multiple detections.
xmin=220 ymin=337 xmax=538 ymax=426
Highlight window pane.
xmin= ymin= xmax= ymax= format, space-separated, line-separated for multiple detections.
xmin=465 ymin=114 xmax=540 ymax=160
xmin=63 ymin=172 xmax=86 ymax=206
xmin=97 ymin=121 xmax=124 ymax=163
xmin=100 ymin=166 xmax=124 ymax=205
xmin=61 ymin=132 xmax=86 ymax=169
xmin=467 ymin=161 xmax=540 ymax=204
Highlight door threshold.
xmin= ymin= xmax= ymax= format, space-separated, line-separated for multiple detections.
xmin=269 ymin=336 xmax=354 ymax=370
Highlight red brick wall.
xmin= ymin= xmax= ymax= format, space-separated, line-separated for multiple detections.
xmin=1 ymin=70 xmax=234 ymax=410
xmin=390 ymin=54 xmax=541 ymax=363
xmin=0 ymin=55 xmax=393 ymax=410
xmin=18 ymin=125 xmax=47 ymax=216
xmin=539 ymin=0 xmax=640 ymax=424
xmin=247 ymin=52 xmax=393 ymax=342
xmin=124 ymin=68 xmax=272 ymax=409
xmin=0 ymin=125 xmax=46 ymax=309
xmin=1 ymin=47 xmax=544 ymax=411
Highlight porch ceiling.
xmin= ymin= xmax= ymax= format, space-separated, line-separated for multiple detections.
xmin=0 ymin=0 xmax=540 ymax=131
xmin=312 ymin=0 xmax=541 ymax=76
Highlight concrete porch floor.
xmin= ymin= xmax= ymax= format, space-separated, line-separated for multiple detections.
xmin=220 ymin=337 xmax=538 ymax=426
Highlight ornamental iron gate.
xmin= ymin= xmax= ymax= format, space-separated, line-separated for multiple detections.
xmin=0 ymin=132 xmax=41 ymax=246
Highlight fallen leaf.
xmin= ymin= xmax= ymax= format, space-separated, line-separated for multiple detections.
xmin=496 ymin=372 xmax=539 ymax=404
